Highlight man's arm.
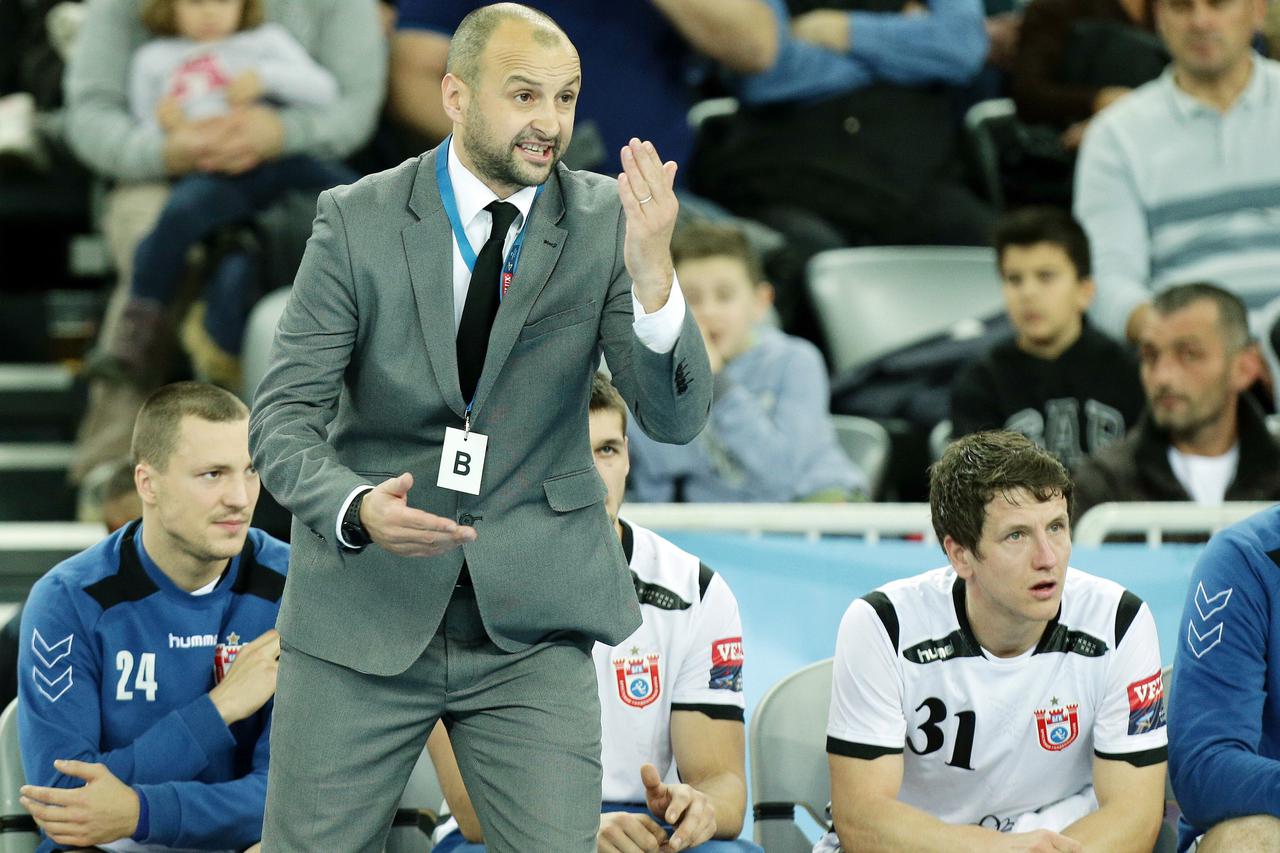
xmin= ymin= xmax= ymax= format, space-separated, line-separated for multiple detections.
xmin=1073 ymin=119 xmax=1152 ymax=342
xmin=667 ymin=711 xmax=747 ymax=839
xmin=599 ymin=146 xmax=713 ymax=446
xmin=388 ymin=29 xmax=453 ymax=143
xmin=275 ymin=0 xmax=385 ymax=161
xmin=649 ymin=0 xmax=778 ymax=73
xmin=64 ymin=0 xmax=167 ymax=180
xmin=830 ymin=753 xmax=1078 ymax=851
xmin=425 ymin=722 xmax=484 ymax=843
xmin=1170 ymin=532 xmax=1280 ymax=828
xmin=1060 ymin=757 xmax=1164 ymax=851
xmin=792 ymin=0 xmax=988 ymax=86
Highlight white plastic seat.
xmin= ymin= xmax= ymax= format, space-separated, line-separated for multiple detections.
xmin=830 ymin=415 xmax=890 ymax=499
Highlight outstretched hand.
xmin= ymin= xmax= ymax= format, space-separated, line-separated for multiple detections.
xmin=618 ymin=138 xmax=679 ymax=314
xmin=360 ymin=473 xmax=476 ymax=557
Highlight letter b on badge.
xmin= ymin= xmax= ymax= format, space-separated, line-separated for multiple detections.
xmin=438 ymin=426 xmax=487 ymax=494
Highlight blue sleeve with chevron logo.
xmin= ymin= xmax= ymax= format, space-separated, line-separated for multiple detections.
xmin=1168 ymin=507 xmax=1280 ymax=853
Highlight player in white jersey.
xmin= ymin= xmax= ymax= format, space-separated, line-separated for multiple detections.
xmin=427 ymin=374 xmax=759 ymax=853
xmin=820 ymin=431 xmax=1168 ymax=853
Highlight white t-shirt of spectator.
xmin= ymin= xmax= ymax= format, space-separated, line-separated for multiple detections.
xmin=1167 ymin=444 xmax=1239 ymax=507
xmin=825 ymin=566 xmax=1167 ymax=832
xmin=598 ymin=519 xmax=746 ymax=802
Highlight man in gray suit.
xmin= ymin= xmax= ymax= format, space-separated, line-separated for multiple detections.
xmin=248 ymin=3 xmax=711 ymax=851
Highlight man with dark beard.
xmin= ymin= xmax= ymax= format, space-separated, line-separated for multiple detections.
xmin=1072 ymin=283 xmax=1280 ymax=519
xmin=248 ymin=3 xmax=712 ymax=852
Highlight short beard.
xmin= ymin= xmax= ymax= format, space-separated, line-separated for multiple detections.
xmin=460 ymin=105 xmax=560 ymax=192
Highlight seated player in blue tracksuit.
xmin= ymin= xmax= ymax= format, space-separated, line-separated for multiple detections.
xmin=16 ymin=382 xmax=288 ymax=852
xmin=1169 ymin=504 xmax=1280 ymax=852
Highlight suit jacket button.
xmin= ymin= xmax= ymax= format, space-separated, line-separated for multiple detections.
xmin=458 ymin=513 xmax=475 ymax=526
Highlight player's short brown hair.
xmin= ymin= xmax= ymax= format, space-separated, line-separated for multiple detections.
xmin=141 ymin=0 xmax=265 ymax=37
xmin=929 ymin=430 xmax=1073 ymax=558
xmin=132 ymin=382 xmax=249 ymax=471
xmin=588 ymin=372 xmax=627 ymax=433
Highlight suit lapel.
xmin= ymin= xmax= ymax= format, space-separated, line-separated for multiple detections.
xmin=470 ymin=168 xmax=567 ymax=416
xmin=404 ymin=146 xmax=467 ymax=418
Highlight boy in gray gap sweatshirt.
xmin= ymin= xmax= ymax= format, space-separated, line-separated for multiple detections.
xmin=626 ymin=223 xmax=867 ymax=503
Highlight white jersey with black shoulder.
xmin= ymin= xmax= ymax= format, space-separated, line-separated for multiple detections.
xmin=598 ymin=519 xmax=746 ymax=802
xmin=827 ymin=566 xmax=1167 ymax=831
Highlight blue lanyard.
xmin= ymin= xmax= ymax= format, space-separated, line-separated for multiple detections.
xmin=436 ymin=135 xmax=545 ymax=301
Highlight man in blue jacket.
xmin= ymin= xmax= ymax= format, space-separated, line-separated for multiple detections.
xmin=1169 ymin=504 xmax=1280 ymax=852
xmin=16 ymin=382 xmax=287 ymax=852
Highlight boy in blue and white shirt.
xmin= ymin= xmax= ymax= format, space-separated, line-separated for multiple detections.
xmin=18 ymin=383 xmax=287 ymax=852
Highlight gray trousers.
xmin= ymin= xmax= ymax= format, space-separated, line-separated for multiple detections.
xmin=260 ymin=586 xmax=602 ymax=852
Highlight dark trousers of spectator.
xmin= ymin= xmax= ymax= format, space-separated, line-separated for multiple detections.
xmin=129 ymin=155 xmax=356 ymax=354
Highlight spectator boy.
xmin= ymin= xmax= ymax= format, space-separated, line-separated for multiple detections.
xmin=951 ymin=207 xmax=1144 ymax=468
xmin=627 ymin=222 xmax=866 ymax=502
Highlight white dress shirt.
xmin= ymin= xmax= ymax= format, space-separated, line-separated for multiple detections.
xmin=336 ymin=144 xmax=687 ymax=546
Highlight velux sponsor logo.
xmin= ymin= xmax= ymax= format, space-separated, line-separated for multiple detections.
xmin=169 ymin=632 xmax=218 ymax=649
xmin=712 ymin=637 xmax=744 ymax=666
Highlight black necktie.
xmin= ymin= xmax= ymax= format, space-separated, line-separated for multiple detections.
xmin=457 ymin=201 xmax=519 ymax=402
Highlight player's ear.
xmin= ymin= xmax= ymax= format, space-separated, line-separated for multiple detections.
xmin=943 ymin=535 xmax=974 ymax=578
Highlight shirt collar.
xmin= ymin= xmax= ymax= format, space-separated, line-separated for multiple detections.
xmin=446 ymin=138 xmax=539 ymax=232
xmin=1165 ymin=53 xmax=1267 ymax=119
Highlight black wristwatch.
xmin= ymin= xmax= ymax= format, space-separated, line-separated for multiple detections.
xmin=341 ymin=491 xmax=372 ymax=549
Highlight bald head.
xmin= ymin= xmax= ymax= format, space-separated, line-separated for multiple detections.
xmin=447 ymin=3 xmax=570 ymax=87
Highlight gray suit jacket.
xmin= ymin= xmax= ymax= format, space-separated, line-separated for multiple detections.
xmin=249 ymin=146 xmax=712 ymax=676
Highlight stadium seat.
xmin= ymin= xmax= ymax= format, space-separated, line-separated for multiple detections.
xmin=0 ymin=522 xmax=104 ymax=600
xmin=240 ymin=287 xmax=290 ymax=404
xmin=806 ymin=246 xmax=1003 ymax=376
xmin=0 ymin=365 xmax=82 ymax=443
xmin=929 ymin=418 xmax=953 ymax=461
xmin=0 ymin=699 xmax=37 ymax=851
xmin=749 ymin=657 xmax=832 ymax=853
xmin=963 ymin=98 xmax=1016 ymax=211
xmin=831 ymin=415 xmax=890 ymax=500
xmin=1073 ymin=502 xmax=1277 ymax=546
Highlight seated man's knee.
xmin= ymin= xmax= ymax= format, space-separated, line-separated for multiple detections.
xmin=1199 ymin=814 xmax=1280 ymax=853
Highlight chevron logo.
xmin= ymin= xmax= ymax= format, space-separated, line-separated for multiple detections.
xmin=31 ymin=628 xmax=73 ymax=669
xmin=1187 ymin=620 xmax=1224 ymax=659
xmin=32 ymin=665 xmax=72 ymax=703
xmin=1194 ymin=583 xmax=1232 ymax=622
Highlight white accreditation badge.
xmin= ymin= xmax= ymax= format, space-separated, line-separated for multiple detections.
xmin=437 ymin=421 xmax=488 ymax=494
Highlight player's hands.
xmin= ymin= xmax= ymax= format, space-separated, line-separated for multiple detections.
xmin=208 ymin=628 xmax=280 ymax=725
xmin=992 ymin=830 xmax=1082 ymax=852
xmin=597 ymin=810 xmax=669 ymax=853
xmin=227 ymin=69 xmax=264 ymax=106
xmin=20 ymin=760 xmax=140 ymax=847
xmin=618 ymin=138 xmax=679 ymax=314
xmin=361 ymin=473 xmax=477 ymax=557
xmin=640 ymin=763 xmax=716 ymax=851
xmin=791 ymin=10 xmax=851 ymax=51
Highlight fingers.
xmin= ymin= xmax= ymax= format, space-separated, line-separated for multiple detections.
xmin=639 ymin=763 xmax=664 ymax=792
xmin=662 ymin=783 xmax=693 ymax=825
xmin=52 ymin=759 xmax=102 ymax=781
xmin=378 ymin=472 xmax=414 ymax=497
xmin=20 ymin=784 xmax=76 ymax=807
xmin=599 ymin=812 xmax=666 ymax=853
